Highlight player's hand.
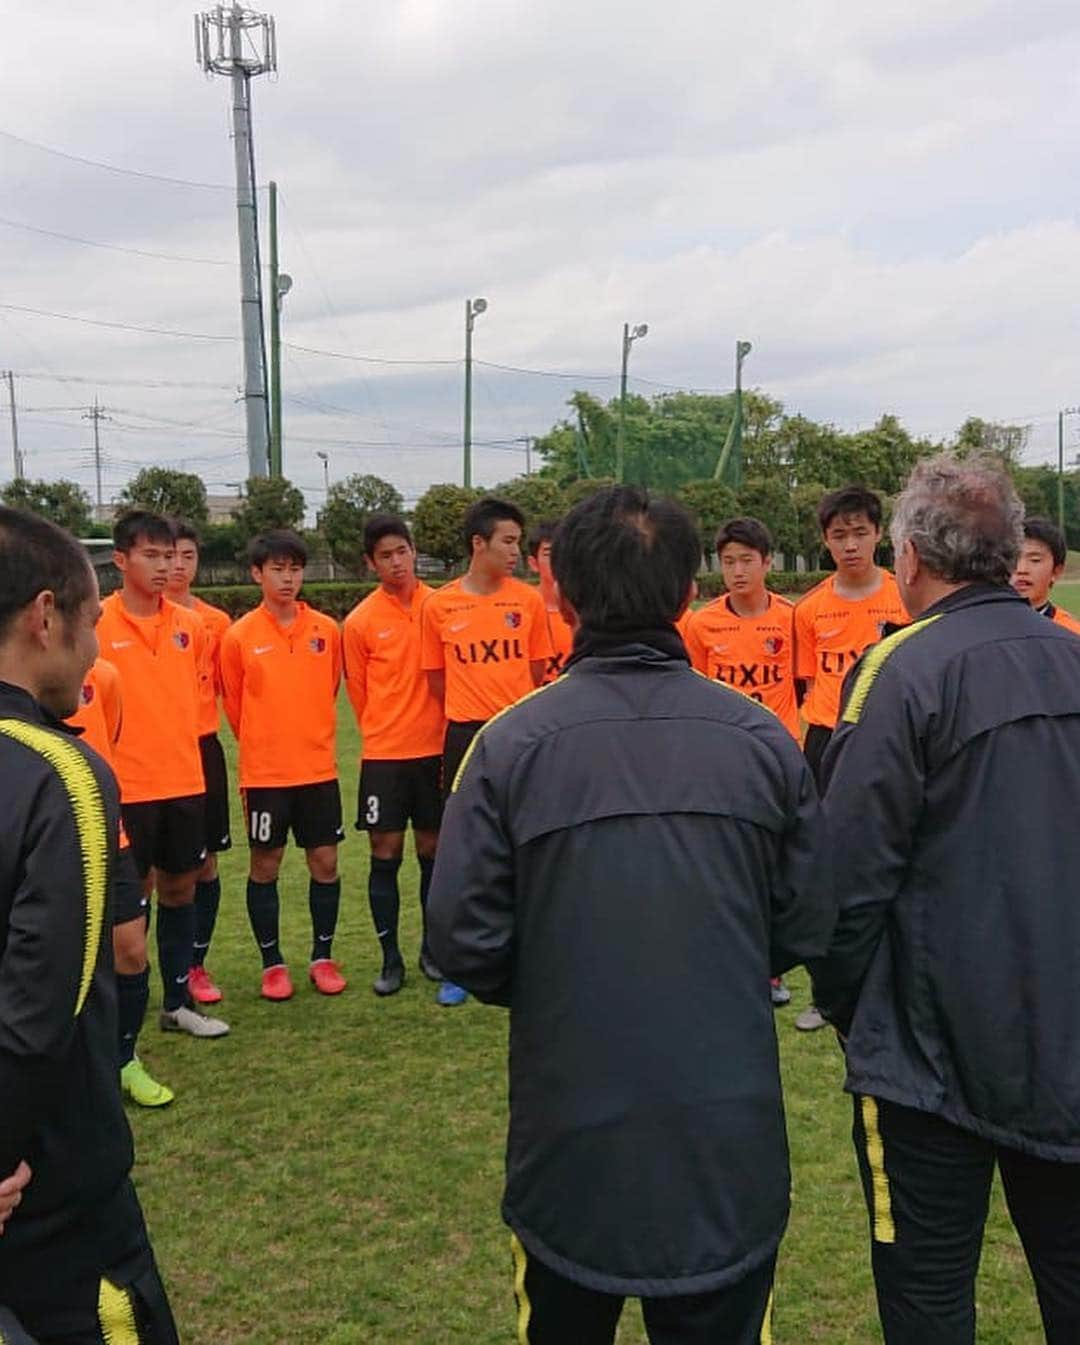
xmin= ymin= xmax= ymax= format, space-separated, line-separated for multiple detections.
xmin=0 ymin=1161 xmax=31 ymax=1232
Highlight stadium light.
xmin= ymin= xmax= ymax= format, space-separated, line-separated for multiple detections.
xmin=617 ymin=321 xmax=648 ymax=483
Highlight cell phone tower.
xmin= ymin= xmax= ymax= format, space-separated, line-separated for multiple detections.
xmin=195 ymin=4 xmax=276 ymax=478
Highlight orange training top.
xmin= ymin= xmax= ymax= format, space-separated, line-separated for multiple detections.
xmin=795 ymin=571 xmax=908 ymax=728
xmin=96 ymin=593 xmax=207 ymax=803
xmin=420 ymin=577 xmax=553 ymax=723
xmin=685 ymin=593 xmax=800 ymax=739
xmin=541 ymin=605 xmax=575 ymax=684
xmin=343 ymin=582 xmax=445 ymax=761
xmin=67 ymin=657 xmax=123 ymax=763
xmin=220 ymin=601 xmax=342 ymax=789
xmin=191 ymin=596 xmax=231 ymax=737
xmin=1050 ymin=603 xmax=1080 ymax=636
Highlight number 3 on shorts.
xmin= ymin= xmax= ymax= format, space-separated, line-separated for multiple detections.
xmin=366 ymin=795 xmax=379 ymax=826
xmin=250 ymin=810 xmax=272 ymax=844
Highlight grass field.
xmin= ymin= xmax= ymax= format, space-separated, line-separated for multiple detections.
xmin=127 ymin=624 xmax=1072 ymax=1343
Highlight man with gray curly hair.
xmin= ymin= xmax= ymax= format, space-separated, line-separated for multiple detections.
xmin=811 ymin=453 xmax=1080 ymax=1345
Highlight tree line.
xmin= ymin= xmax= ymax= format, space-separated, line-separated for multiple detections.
xmin=3 ymin=390 xmax=1075 ymax=576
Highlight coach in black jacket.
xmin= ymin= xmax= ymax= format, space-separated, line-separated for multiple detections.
xmin=812 ymin=455 xmax=1080 ymax=1345
xmin=429 ymin=487 xmax=832 ymax=1345
xmin=0 ymin=508 xmax=176 ymax=1345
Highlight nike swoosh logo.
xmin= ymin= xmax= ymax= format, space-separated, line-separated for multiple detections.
xmin=449 ymin=621 xmax=469 ymax=632
xmin=111 ymin=640 xmax=133 ymax=649
xmin=253 ymin=644 xmax=274 ymax=655
xmin=818 ymin=628 xmax=842 ymax=640
xmin=377 ymin=630 xmax=392 ymax=639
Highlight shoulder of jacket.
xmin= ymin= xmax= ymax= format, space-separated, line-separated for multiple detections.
xmin=841 ymin=615 xmax=945 ymax=725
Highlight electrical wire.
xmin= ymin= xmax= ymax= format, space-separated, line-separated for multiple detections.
xmin=0 ymin=215 xmax=233 ymax=266
xmin=0 ymin=127 xmax=247 ymax=191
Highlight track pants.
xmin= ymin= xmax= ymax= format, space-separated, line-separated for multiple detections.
xmin=853 ymin=1095 xmax=1080 ymax=1344
xmin=510 ymin=1235 xmax=776 ymax=1345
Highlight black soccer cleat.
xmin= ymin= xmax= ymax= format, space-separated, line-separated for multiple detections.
xmin=374 ymin=960 xmax=405 ymax=997
xmin=418 ymin=949 xmax=443 ymax=982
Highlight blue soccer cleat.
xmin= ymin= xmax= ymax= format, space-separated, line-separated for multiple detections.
xmin=436 ymin=980 xmax=468 ymax=1007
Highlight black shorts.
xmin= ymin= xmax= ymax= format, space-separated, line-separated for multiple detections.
xmin=121 ymin=796 xmax=207 ymax=878
xmin=442 ymin=720 xmax=486 ymax=798
xmin=357 ymin=756 xmax=443 ymax=834
xmin=803 ymin=723 xmax=834 ymax=790
xmin=199 ymin=733 xmax=232 ymax=853
xmin=114 ymin=846 xmax=149 ymax=926
xmin=244 ymin=780 xmax=345 ymax=851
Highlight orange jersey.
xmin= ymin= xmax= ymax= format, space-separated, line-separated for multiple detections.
xmin=96 ymin=593 xmax=206 ymax=803
xmin=191 ymin=597 xmax=231 ymax=737
xmin=795 ymin=571 xmax=908 ymax=728
xmin=541 ymin=605 xmax=575 ymax=684
xmin=1050 ymin=603 xmax=1080 ymax=636
xmin=67 ymin=657 xmax=123 ymax=764
xmin=343 ymin=583 xmax=445 ymax=761
xmin=420 ymin=577 xmax=552 ymax=723
xmin=220 ymin=601 xmax=342 ymax=789
xmin=684 ymin=593 xmax=800 ymax=739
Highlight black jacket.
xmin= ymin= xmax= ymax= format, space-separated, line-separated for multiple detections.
xmin=428 ymin=634 xmax=832 ymax=1296
xmin=0 ymin=682 xmax=133 ymax=1271
xmin=811 ymin=584 xmax=1080 ymax=1159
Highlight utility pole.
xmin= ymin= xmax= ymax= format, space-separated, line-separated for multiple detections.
xmin=714 ymin=340 xmax=753 ymax=486
xmin=268 ymin=180 xmax=292 ymax=477
xmin=3 ymin=371 xmax=22 ymax=480
xmin=196 ymin=3 xmax=276 ymax=479
xmin=515 ymin=436 xmax=533 ymax=476
xmin=463 ymin=297 xmax=488 ymax=488
xmin=616 ymin=322 xmax=648 ymax=484
xmin=84 ymin=399 xmax=109 ymax=514
xmin=1059 ymin=407 xmax=1080 ymax=535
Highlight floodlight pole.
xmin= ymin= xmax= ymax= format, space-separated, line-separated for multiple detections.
xmin=463 ymin=297 xmax=487 ymax=488
xmin=616 ymin=322 xmax=647 ymax=484
xmin=196 ymin=3 xmax=276 ymax=479
xmin=1059 ymin=406 xmax=1080 ymax=535
xmin=4 ymin=371 xmax=21 ymax=480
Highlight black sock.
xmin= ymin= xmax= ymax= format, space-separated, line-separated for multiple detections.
xmin=309 ymin=878 xmax=341 ymax=963
xmin=247 ymin=879 xmax=282 ymax=969
xmin=116 ymin=968 xmax=149 ymax=1066
xmin=156 ymin=904 xmax=195 ymax=1012
xmin=193 ymin=876 xmax=221 ymax=967
xmin=369 ymin=856 xmax=402 ymax=967
xmin=418 ymin=854 xmax=435 ymax=959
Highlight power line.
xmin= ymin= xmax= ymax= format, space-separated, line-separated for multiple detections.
xmin=0 ymin=127 xmax=245 ymax=191
xmin=285 ymin=340 xmax=459 ymax=367
xmin=0 ymin=215 xmax=232 ymax=266
xmin=0 ymin=303 xmax=236 ymax=343
xmin=15 ymin=370 xmax=238 ymax=391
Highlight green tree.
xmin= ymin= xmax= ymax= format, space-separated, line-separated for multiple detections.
xmin=493 ymin=476 xmax=567 ymax=525
xmin=233 ymin=476 xmax=306 ymax=544
xmin=1 ymin=478 xmax=93 ymax=534
xmin=563 ymin=476 xmax=616 ymax=507
xmin=676 ymin=480 xmax=738 ymax=568
xmin=791 ymin=482 xmax=829 ymax=569
xmin=119 ymin=467 xmax=209 ymax=526
xmin=953 ymin=417 xmax=1029 ymax=468
xmin=737 ymin=477 xmax=799 ymax=560
xmin=318 ymin=473 xmax=404 ymax=574
xmin=412 ymin=484 xmax=481 ymax=568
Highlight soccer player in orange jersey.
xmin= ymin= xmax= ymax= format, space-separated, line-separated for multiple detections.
xmin=97 ymin=511 xmax=229 ymax=1043
xmin=527 ymin=520 xmax=574 ymax=684
xmin=220 ymin=530 xmax=346 ymax=1001
xmin=421 ymin=496 xmax=552 ymax=1005
xmin=793 ymin=485 xmax=907 ymax=1031
xmin=67 ymin=657 xmax=174 ymax=1107
xmin=344 ymin=516 xmax=446 ymax=996
xmin=1011 ymin=517 xmax=1080 ymax=635
xmin=685 ymin=516 xmax=799 ymax=1010
xmin=166 ymin=520 xmax=232 ymax=1005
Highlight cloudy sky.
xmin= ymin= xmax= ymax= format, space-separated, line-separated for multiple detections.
xmin=2 ymin=0 xmax=1079 ymax=511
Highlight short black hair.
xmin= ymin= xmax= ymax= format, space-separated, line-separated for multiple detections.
xmin=527 ymin=519 xmax=559 ymax=557
xmin=113 ymin=509 xmax=174 ymax=554
xmin=0 ymin=506 xmax=95 ymax=641
xmin=818 ymin=485 xmax=883 ymax=533
xmin=462 ymin=497 xmax=525 ymax=554
xmin=551 ymin=486 xmax=700 ymax=631
xmin=363 ymin=514 xmax=413 ymax=560
xmin=248 ymin=529 xmax=308 ymax=568
xmin=716 ymin=516 xmax=773 ymax=560
xmin=170 ymin=517 xmax=201 ymax=546
xmin=1023 ymin=516 xmax=1067 ymax=568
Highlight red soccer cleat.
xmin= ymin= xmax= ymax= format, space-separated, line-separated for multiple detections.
xmin=188 ymin=965 xmax=223 ymax=1005
xmin=260 ymin=964 xmax=294 ymax=1001
xmin=309 ymin=959 xmax=347 ymax=996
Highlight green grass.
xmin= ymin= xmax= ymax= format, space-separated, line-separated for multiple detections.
xmin=130 ymin=698 xmax=1046 ymax=1344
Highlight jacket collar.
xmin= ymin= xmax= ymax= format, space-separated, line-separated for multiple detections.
xmin=0 ymin=680 xmax=78 ymax=734
xmin=565 ymin=624 xmax=689 ymax=673
xmin=918 ymin=581 xmax=1027 ymax=621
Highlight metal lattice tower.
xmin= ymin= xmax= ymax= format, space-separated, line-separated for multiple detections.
xmin=195 ymin=4 xmax=276 ymax=479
